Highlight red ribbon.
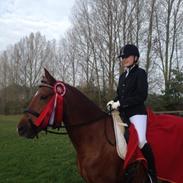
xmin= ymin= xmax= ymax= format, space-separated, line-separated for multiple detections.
xmin=34 ymin=81 xmax=65 ymax=128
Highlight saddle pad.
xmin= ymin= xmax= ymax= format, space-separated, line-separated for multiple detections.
xmin=112 ymin=110 xmax=128 ymax=159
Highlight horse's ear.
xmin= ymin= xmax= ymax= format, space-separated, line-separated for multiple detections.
xmin=44 ymin=68 xmax=56 ymax=85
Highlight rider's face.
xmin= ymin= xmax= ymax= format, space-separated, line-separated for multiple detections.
xmin=120 ymin=55 xmax=136 ymax=67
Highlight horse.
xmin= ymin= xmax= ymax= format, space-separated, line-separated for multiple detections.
xmin=17 ymin=69 xmax=167 ymax=183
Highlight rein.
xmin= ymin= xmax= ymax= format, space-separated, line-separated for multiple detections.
xmin=24 ymin=108 xmax=109 ymax=133
xmin=44 ymin=114 xmax=115 ymax=146
xmin=43 ymin=114 xmax=107 ymax=135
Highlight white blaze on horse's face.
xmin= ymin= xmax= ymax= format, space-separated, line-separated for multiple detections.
xmin=34 ymin=91 xmax=39 ymax=97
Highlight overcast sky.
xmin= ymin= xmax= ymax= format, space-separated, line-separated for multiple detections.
xmin=0 ymin=0 xmax=75 ymax=51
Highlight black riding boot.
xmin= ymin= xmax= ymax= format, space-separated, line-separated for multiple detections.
xmin=141 ymin=143 xmax=158 ymax=183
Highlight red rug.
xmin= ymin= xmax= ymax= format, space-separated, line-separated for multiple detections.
xmin=124 ymin=109 xmax=183 ymax=183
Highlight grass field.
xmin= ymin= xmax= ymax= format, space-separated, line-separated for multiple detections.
xmin=0 ymin=115 xmax=84 ymax=183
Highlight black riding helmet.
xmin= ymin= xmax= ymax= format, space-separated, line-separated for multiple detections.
xmin=118 ymin=44 xmax=140 ymax=59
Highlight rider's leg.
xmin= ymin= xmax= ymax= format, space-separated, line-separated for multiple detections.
xmin=129 ymin=115 xmax=147 ymax=148
xmin=141 ymin=143 xmax=158 ymax=183
xmin=129 ymin=115 xmax=158 ymax=183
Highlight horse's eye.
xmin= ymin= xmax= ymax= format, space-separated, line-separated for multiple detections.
xmin=40 ymin=95 xmax=48 ymax=100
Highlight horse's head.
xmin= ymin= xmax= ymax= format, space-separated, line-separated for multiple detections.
xmin=17 ymin=68 xmax=106 ymax=139
xmin=17 ymin=69 xmax=66 ymax=138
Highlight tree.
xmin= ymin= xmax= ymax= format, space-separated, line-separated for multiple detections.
xmin=154 ymin=0 xmax=183 ymax=92
xmin=163 ymin=69 xmax=183 ymax=109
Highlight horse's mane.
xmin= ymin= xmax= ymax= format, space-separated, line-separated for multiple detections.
xmin=64 ymin=83 xmax=108 ymax=123
xmin=42 ymin=73 xmax=108 ymax=124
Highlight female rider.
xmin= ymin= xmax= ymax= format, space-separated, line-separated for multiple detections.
xmin=107 ymin=44 xmax=157 ymax=183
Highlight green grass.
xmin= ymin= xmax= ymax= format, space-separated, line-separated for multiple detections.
xmin=0 ymin=115 xmax=84 ymax=183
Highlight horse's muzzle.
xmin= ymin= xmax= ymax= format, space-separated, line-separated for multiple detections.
xmin=17 ymin=117 xmax=38 ymax=139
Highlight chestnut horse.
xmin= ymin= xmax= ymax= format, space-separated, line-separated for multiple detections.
xmin=17 ymin=69 xmax=162 ymax=183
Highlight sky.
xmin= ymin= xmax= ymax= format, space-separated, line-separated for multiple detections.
xmin=0 ymin=0 xmax=75 ymax=51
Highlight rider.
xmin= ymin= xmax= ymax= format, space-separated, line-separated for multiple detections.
xmin=107 ymin=44 xmax=158 ymax=183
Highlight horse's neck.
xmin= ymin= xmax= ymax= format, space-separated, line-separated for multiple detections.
xmin=64 ymin=86 xmax=107 ymax=127
xmin=64 ymin=86 xmax=109 ymax=152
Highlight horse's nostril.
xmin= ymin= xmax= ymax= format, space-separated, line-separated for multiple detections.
xmin=18 ymin=125 xmax=26 ymax=136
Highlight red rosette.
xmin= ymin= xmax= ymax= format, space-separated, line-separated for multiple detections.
xmin=54 ymin=82 xmax=66 ymax=96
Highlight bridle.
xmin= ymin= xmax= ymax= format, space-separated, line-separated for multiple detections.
xmin=24 ymin=109 xmax=40 ymax=118
xmin=24 ymin=82 xmax=54 ymax=118
xmin=23 ymin=81 xmax=115 ymax=145
xmin=23 ymin=82 xmax=67 ymax=135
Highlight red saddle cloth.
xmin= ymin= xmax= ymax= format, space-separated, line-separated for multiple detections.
xmin=124 ymin=108 xmax=183 ymax=183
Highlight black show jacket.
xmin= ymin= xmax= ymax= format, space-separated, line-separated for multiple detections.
xmin=115 ymin=65 xmax=148 ymax=118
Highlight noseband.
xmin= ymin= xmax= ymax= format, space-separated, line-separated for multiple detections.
xmin=24 ymin=109 xmax=40 ymax=118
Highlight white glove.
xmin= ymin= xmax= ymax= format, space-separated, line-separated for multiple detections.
xmin=111 ymin=100 xmax=120 ymax=110
xmin=106 ymin=100 xmax=114 ymax=111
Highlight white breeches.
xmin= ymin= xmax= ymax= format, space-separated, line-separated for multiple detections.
xmin=129 ymin=115 xmax=147 ymax=149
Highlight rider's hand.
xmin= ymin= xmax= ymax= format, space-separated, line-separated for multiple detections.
xmin=111 ymin=101 xmax=120 ymax=110
xmin=106 ymin=100 xmax=114 ymax=111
